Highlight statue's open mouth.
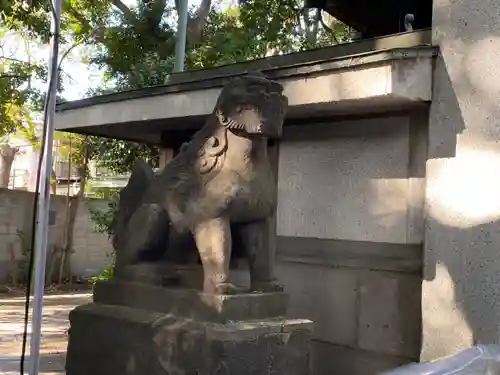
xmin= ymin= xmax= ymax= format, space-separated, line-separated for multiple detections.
xmin=216 ymin=95 xmax=286 ymax=138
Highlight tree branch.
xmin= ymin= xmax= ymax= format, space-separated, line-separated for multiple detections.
xmin=65 ymin=1 xmax=132 ymax=44
xmin=65 ymin=4 xmax=92 ymax=31
xmin=175 ymin=0 xmax=212 ymax=45
xmin=318 ymin=11 xmax=340 ymax=44
xmin=188 ymin=0 xmax=211 ymax=44
xmin=110 ymin=0 xmax=138 ymax=25
xmin=0 ymin=74 xmax=30 ymax=80
xmin=309 ymin=8 xmax=320 ymax=45
xmin=149 ymin=0 xmax=167 ymax=27
xmin=0 ymin=56 xmax=30 ymax=65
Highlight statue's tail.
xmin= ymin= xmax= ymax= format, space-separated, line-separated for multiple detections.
xmin=112 ymin=160 xmax=156 ymax=257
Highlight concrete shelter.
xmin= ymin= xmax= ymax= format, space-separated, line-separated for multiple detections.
xmin=56 ymin=0 xmax=500 ymax=370
xmin=57 ymin=31 xmax=433 ymax=145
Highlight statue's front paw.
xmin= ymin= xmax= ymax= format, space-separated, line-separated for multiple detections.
xmin=250 ymin=280 xmax=284 ymax=293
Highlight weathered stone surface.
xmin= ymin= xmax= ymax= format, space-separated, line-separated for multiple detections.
xmin=120 ymin=263 xmax=204 ymax=289
xmin=93 ymin=280 xmax=289 ymax=323
xmin=66 ymin=303 xmax=313 ymax=375
xmin=112 ymin=74 xmax=289 ymax=294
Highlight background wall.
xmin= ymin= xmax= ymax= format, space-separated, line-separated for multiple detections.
xmin=275 ymin=114 xmax=427 ymax=374
xmin=0 ymin=188 xmax=112 ymax=283
xmin=422 ymin=0 xmax=500 ymax=361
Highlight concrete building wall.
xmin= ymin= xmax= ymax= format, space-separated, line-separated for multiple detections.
xmin=422 ymin=0 xmax=500 ymax=361
xmin=70 ymin=199 xmax=114 ymax=278
xmin=275 ymin=115 xmax=427 ymax=374
xmin=0 ymin=189 xmax=113 ymax=283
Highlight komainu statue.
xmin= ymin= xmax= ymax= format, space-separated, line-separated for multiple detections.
xmin=112 ymin=74 xmax=288 ymax=294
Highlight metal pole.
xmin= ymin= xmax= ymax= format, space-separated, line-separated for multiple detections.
xmin=29 ymin=0 xmax=61 ymax=373
xmin=174 ymin=0 xmax=188 ymax=72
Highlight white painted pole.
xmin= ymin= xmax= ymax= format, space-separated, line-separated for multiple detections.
xmin=174 ymin=0 xmax=188 ymax=72
xmin=29 ymin=0 xmax=61 ymax=373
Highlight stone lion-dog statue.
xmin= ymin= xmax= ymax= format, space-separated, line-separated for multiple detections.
xmin=112 ymin=73 xmax=288 ymax=294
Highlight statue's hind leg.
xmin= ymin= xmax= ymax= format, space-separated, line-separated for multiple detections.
xmin=241 ymin=219 xmax=283 ymax=292
xmin=193 ymin=217 xmax=238 ymax=294
xmin=114 ymin=203 xmax=170 ymax=278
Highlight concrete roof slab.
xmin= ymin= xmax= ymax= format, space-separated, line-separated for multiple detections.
xmin=55 ymin=30 xmax=436 ymax=143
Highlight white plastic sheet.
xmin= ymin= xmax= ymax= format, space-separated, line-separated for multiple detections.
xmin=380 ymin=345 xmax=500 ymax=375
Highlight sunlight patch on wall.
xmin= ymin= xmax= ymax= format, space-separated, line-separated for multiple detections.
xmin=427 ymin=148 xmax=500 ymax=228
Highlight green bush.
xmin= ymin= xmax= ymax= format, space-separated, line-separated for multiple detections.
xmin=88 ymin=263 xmax=114 ymax=286
xmin=88 ymin=196 xmax=118 ymax=242
xmin=87 ymin=191 xmax=119 ymax=285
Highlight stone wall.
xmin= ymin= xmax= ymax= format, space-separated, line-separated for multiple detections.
xmin=0 ymin=188 xmax=113 ymax=283
xmin=274 ymin=114 xmax=427 ymax=375
xmin=422 ymin=0 xmax=500 ymax=361
xmin=70 ymin=199 xmax=114 ymax=278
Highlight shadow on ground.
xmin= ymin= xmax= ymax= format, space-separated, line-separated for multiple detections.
xmin=0 ymin=292 xmax=91 ymax=374
xmin=0 ymin=354 xmax=65 ymax=374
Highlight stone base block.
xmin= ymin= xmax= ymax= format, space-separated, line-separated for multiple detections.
xmin=66 ymin=303 xmax=313 ymax=375
xmin=93 ymin=280 xmax=289 ymax=323
xmin=121 ymin=263 xmax=204 ymax=289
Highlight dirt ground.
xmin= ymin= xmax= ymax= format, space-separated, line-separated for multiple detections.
xmin=0 ymin=292 xmax=91 ymax=375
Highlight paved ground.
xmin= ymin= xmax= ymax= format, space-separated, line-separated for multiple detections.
xmin=0 ymin=293 xmax=91 ymax=375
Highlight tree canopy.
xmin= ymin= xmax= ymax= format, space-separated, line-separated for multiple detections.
xmin=0 ymin=26 xmax=45 ymax=138
xmin=1 ymin=0 xmax=352 ymax=174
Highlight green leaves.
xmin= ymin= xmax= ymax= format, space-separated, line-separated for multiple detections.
xmin=85 ymin=136 xmax=159 ymax=175
xmin=3 ymin=0 xmax=353 ymax=176
xmin=69 ymin=0 xmax=352 ymax=175
xmin=0 ymin=1 xmax=51 ymax=41
xmin=0 ymin=50 xmax=43 ymax=138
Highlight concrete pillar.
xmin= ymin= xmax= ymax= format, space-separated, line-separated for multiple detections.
xmin=158 ymin=148 xmax=174 ymax=170
xmin=422 ymin=0 xmax=500 ymax=361
xmin=268 ymin=140 xmax=280 ymax=277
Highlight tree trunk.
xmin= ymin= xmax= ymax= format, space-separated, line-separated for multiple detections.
xmin=59 ymin=195 xmax=81 ymax=283
xmin=46 ymin=245 xmax=59 ymax=285
xmin=0 ymin=144 xmax=17 ymax=188
xmin=304 ymin=8 xmax=321 ymax=47
xmin=51 ymin=168 xmax=57 ymax=194
xmin=58 ymin=141 xmax=89 ymax=284
xmin=8 ymin=242 xmax=19 ymax=286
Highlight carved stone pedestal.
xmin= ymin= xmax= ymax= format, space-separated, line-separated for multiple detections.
xmin=66 ymin=281 xmax=313 ymax=375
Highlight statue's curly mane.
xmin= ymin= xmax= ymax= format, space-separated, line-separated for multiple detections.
xmin=162 ymin=114 xmax=227 ymax=179
xmin=147 ymin=114 xmax=228 ymax=230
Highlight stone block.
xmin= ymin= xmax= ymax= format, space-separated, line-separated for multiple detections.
xmin=277 ymin=117 xmax=411 ymax=244
xmin=66 ymin=302 xmax=313 ymax=375
xmin=276 ymin=263 xmax=358 ymax=346
xmin=312 ymin=340 xmax=410 ymax=375
xmin=93 ymin=280 xmax=289 ymax=323
xmin=120 ymin=263 xmax=205 ymax=289
xmin=0 ymin=205 xmax=9 ymax=216
xmin=357 ymin=272 xmax=421 ymax=358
